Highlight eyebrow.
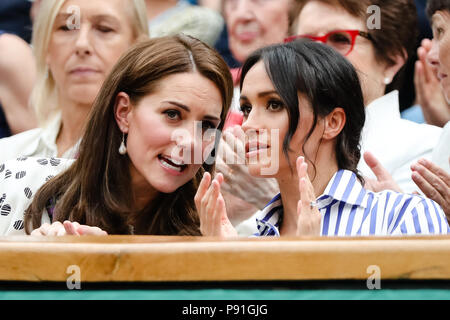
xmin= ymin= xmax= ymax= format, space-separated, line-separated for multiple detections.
xmin=55 ymin=13 xmax=120 ymax=24
xmin=164 ymin=101 xmax=221 ymax=122
xmin=240 ymin=90 xmax=279 ymax=101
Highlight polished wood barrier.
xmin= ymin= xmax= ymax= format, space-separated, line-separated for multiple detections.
xmin=1 ymin=235 xmax=450 ymax=282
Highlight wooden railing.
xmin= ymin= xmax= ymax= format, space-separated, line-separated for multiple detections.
xmin=1 ymin=235 xmax=450 ymax=282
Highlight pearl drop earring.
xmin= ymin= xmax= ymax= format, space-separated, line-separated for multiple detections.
xmin=119 ymin=132 xmax=127 ymax=155
xmin=383 ymin=77 xmax=391 ymax=85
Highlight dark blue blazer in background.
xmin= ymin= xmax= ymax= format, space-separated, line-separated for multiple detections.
xmin=0 ymin=0 xmax=32 ymax=43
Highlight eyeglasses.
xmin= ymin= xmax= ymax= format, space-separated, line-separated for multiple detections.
xmin=284 ymin=30 xmax=372 ymax=56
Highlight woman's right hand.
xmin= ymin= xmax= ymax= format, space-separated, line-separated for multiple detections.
xmin=414 ymin=39 xmax=450 ymax=127
xmin=30 ymin=221 xmax=108 ymax=236
xmin=194 ymin=172 xmax=238 ymax=237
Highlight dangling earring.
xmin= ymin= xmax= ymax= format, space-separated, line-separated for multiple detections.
xmin=119 ymin=132 xmax=127 ymax=155
xmin=383 ymin=77 xmax=391 ymax=85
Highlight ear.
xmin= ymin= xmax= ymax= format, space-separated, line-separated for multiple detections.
xmin=322 ymin=107 xmax=346 ymax=140
xmin=383 ymin=52 xmax=407 ymax=84
xmin=114 ymin=92 xmax=132 ymax=133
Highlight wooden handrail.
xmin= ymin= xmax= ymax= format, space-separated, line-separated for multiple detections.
xmin=1 ymin=235 xmax=450 ymax=282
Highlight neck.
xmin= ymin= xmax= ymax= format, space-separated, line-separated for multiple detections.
xmin=146 ymin=0 xmax=179 ymax=21
xmin=362 ymin=80 xmax=386 ymax=107
xmin=56 ymin=99 xmax=91 ymax=157
xmin=130 ymin=165 xmax=158 ymax=212
xmin=277 ymin=148 xmax=339 ymax=236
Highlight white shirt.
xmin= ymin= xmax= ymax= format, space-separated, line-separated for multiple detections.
xmin=253 ymin=169 xmax=449 ymax=237
xmin=0 ymin=113 xmax=79 ymax=163
xmin=0 ymin=157 xmax=74 ymax=235
xmin=432 ymin=121 xmax=450 ymax=173
xmin=358 ymin=91 xmax=442 ymax=193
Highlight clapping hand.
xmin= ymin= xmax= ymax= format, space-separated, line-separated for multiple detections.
xmin=195 ymin=172 xmax=238 ymax=237
xmin=295 ymin=157 xmax=322 ymax=236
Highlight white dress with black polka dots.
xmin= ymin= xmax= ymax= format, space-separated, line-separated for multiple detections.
xmin=0 ymin=157 xmax=74 ymax=235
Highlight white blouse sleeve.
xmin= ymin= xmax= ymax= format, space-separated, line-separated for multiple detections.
xmin=0 ymin=157 xmax=74 ymax=235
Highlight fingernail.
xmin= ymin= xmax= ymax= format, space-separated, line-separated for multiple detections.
xmin=418 ymin=158 xmax=427 ymax=165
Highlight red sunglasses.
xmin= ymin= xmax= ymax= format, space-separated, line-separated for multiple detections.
xmin=284 ymin=30 xmax=372 ymax=56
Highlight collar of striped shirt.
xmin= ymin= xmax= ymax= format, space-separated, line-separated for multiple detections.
xmin=254 ymin=169 xmax=449 ymax=237
xmin=255 ymin=169 xmax=364 ymax=236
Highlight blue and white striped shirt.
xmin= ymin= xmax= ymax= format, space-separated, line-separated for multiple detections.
xmin=254 ymin=170 xmax=450 ymax=237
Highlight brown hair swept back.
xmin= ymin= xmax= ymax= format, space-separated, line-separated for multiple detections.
xmin=24 ymin=35 xmax=234 ymax=235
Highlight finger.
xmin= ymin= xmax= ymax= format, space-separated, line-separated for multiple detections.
xmin=215 ymin=195 xmax=229 ymax=237
xmin=223 ymin=131 xmax=245 ymax=163
xmin=412 ymin=171 xmax=445 ymax=205
xmin=77 ymin=225 xmax=108 ymax=236
xmin=296 ymin=156 xmax=306 ymax=182
xmin=30 ymin=228 xmax=43 ymax=237
xmin=411 ymin=162 xmax=449 ymax=199
xmin=207 ymin=181 xmax=221 ymax=236
xmin=195 ymin=172 xmax=211 ymax=208
xmin=214 ymin=173 xmax=224 ymax=186
xmin=63 ymin=221 xmax=80 ymax=236
xmin=33 ymin=223 xmax=51 ymax=236
xmin=47 ymin=221 xmax=63 ymax=236
xmin=421 ymin=38 xmax=432 ymax=51
xmin=363 ymin=151 xmax=392 ymax=181
xmin=200 ymin=180 xmax=217 ymax=234
xmin=232 ymin=124 xmax=246 ymax=143
xmin=414 ymin=61 xmax=425 ymax=101
xmin=417 ymin=159 xmax=450 ymax=186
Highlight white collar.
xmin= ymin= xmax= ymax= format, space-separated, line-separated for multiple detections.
xmin=40 ymin=112 xmax=62 ymax=153
xmin=365 ymin=90 xmax=401 ymax=123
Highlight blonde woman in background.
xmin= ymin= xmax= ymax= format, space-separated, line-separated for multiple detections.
xmin=0 ymin=0 xmax=149 ymax=161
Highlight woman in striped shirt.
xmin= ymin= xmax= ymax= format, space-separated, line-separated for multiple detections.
xmin=195 ymin=40 xmax=450 ymax=237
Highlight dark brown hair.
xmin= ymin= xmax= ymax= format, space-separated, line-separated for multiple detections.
xmin=24 ymin=35 xmax=234 ymax=235
xmin=291 ymin=0 xmax=418 ymax=89
xmin=240 ymin=40 xmax=366 ymax=182
xmin=427 ymin=0 xmax=450 ymax=20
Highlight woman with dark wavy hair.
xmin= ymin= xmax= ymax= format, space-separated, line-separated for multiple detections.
xmin=195 ymin=40 xmax=449 ymax=237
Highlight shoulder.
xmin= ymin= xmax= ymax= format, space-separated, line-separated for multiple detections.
xmin=370 ymin=190 xmax=449 ymax=235
xmin=0 ymin=128 xmax=43 ymax=162
xmin=0 ymin=156 xmax=74 ymax=184
xmin=0 ymin=157 xmax=74 ymax=235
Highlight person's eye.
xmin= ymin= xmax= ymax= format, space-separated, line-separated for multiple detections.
xmin=267 ymin=99 xmax=284 ymax=111
xmin=329 ymin=33 xmax=352 ymax=44
xmin=57 ymin=24 xmax=71 ymax=31
xmin=240 ymin=104 xmax=252 ymax=117
xmin=97 ymin=25 xmax=114 ymax=33
xmin=201 ymin=121 xmax=216 ymax=131
xmin=163 ymin=109 xmax=181 ymax=121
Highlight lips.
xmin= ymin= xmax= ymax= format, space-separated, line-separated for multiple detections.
xmin=438 ymin=72 xmax=448 ymax=81
xmin=234 ymin=23 xmax=260 ymax=42
xmin=245 ymin=141 xmax=270 ymax=158
xmin=69 ymin=66 xmax=100 ymax=76
xmin=158 ymin=154 xmax=187 ymax=174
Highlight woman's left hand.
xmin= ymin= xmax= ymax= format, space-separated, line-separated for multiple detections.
xmin=295 ymin=157 xmax=322 ymax=236
xmin=30 ymin=221 xmax=108 ymax=236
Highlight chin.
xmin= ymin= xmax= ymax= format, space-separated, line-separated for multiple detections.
xmin=69 ymin=87 xmax=101 ymax=105
xmin=151 ymin=179 xmax=188 ymax=194
xmin=247 ymin=163 xmax=278 ymax=178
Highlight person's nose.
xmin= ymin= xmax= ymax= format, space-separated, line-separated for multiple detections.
xmin=74 ymin=24 xmax=93 ymax=57
xmin=234 ymin=0 xmax=255 ymax=21
xmin=427 ymin=38 xmax=440 ymax=70
xmin=241 ymin=108 xmax=263 ymax=136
